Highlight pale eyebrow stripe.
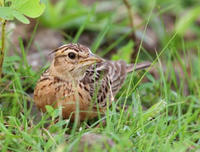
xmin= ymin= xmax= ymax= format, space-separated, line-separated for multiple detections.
xmin=51 ymin=43 xmax=90 ymax=55
xmin=61 ymin=46 xmax=79 ymax=53
xmin=55 ymin=55 xmax=68 ymax=59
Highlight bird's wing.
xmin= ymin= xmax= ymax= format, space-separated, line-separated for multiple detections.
xmin=81 ymin=60 xmax=151 ymax=108
xmin=107 ymin=60 xmax=151 ymax=95
xmin=80 ymin=62 xmax=112 ymax=108
xmin=80 ymin=60 xmax=130 ymax=108
xmin=105 ymin=60 xmax=128 ymax=96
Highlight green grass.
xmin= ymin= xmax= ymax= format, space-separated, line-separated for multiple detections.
xmin=1 ymin=0 xmax=200 ymax=151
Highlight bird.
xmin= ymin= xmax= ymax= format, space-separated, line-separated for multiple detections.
xmin=34 ymin=43 xmax=151 ymax=121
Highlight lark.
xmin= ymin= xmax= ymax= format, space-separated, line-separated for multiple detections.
xmin=34 ymin=43 xmax=150 ymax=121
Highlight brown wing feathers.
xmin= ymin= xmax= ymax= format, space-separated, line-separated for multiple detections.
xmin=81 ymin=60 xmax=151 ymax=108
xmin=126 ymin=61 xmax=151 ymax=73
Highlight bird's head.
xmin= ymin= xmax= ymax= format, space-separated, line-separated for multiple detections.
xmin=49 ymin=43 xmax=103 ymax=81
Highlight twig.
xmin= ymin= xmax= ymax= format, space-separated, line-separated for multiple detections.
xmin=0 ymin=20 xmax=6 ymax=80
xmin=122 ymin=0 xmax=140 ymax=62
xmin=123 ymin=0 xmax=135 ymax=37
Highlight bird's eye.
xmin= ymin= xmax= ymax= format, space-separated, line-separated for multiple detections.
xmin=68 ymin=52 xmax=76 ymax=59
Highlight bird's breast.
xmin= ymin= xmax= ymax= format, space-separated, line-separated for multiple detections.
xmin=34 ymin=75 xmax=100 ymax=120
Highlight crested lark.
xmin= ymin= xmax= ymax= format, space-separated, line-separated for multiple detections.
xmin=34 ymin=43 xmax=150 ymax=121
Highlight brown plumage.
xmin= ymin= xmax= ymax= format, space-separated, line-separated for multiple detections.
xmin=34 ymin=43 xmax=151 ymax=121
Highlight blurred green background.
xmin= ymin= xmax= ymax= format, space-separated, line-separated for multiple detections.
xmin=0 ymin=0 xmax=200 ymax=151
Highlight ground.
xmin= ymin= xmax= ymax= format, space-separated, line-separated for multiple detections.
xmin=0 ymin=0 xmax=200 ymax=151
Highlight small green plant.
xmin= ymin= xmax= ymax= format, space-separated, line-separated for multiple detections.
xmin=0 ymin=0 xmax=45 ymax=80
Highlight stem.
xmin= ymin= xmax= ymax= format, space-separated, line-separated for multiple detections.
xmin=0 ymin=20 xmax=6 ymax=80
xmin=123 ymin=0 xmax=135 ymax=37
xmin=123 ymin=0 xmax=140 ymax=62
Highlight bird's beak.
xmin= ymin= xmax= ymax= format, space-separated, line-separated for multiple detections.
xmin=88 ymin=53 xmax=103 ymax=62
xmin=80 ymin=53 xmax=103 ymax=65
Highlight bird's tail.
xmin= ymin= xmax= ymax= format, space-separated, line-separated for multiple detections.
xmin=126 ymin=61 xmax=151 ymax=73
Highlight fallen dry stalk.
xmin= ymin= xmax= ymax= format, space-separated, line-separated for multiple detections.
xmin=122 ymin=0 xmax=140 ymax=62
xmin=0 ymin=20 xmax=6 ymax=80
xmin=123 ymin=0 xmax=135 ymax=36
